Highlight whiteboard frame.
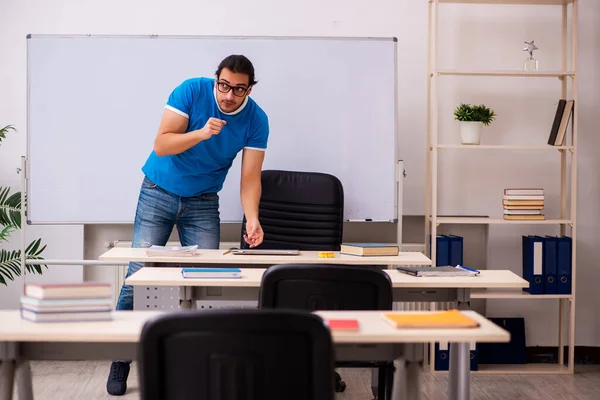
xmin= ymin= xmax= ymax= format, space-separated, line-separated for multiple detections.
xmin=25 ymin=34 xmax=399 ymax=225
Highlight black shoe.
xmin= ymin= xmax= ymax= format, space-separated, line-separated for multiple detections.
xmin=107 ymin=361 xmax=130 ymax=396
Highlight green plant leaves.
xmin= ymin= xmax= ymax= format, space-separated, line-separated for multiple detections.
xmin=0 ymin=125 xmax=15 ymax=146
xmin=0 ymin=187 xmax=21 ymax=228
xmin=454 ymin=103 xmax=496 ymax=126
xmin=0 ymin=239 xmax=48 ymax=286
xmin=0 ymin=226 xmax=13 ymax=243
xmin=0 ymin=123 xmax=48 ymax=285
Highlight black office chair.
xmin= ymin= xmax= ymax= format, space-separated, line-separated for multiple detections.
xmin=138 ymin=308 xmax=335 ymax=400
xmin=259 ymin=264 xmax=395 ymax=400
xmin=239 ymin=169 xmax=350 ymax=391
xmin=240 ymin=170 xmax=344 ymax=250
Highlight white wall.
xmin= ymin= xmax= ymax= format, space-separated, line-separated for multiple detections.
xmin=0 ymin=0 xmax=598 ymax=346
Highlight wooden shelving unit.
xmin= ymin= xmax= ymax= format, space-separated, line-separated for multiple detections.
xmin=470 ymin=289 xmax=572 ymax=299
xmin=425 ymin=0 xmax=578 ymax=374
xmin=436 ymin=144 xmax=574 ymax=150
xmin=437 ymin=69 xmax=575 ymax=77
xmin=434 ymin=217 xmax=573 ymax=224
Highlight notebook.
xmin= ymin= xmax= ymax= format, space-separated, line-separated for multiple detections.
xmin=396 ymin=265 xmax=480 ymax=277
xmin=229 ymin=249 xmax=300 ymax=256
xmin=326 ymin=319 xmax=360 ymax=331
xmin=382 ymin=310 xmax=480 ymax=329
xmin=181 ymin=268 xmax=241 ymax=279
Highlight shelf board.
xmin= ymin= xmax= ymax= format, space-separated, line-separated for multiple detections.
xmin=474 ymin=363 xmax=571 ymax=375
xmin=434 ymin=1 xmax=574 ymax=6
xmin=433 ymin=217 xmax=572 ymax=224
xmin=471 ymin=289 xmax=572 ymax=299
xmin=436 ymin=144 xmax=573 ymax=150
xmin=431 ymin=363 xmax=571 ymax=375
xmin=435 ymin=70 xmax=574 ymax=78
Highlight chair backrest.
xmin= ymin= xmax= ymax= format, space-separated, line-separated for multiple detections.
xmin=139 ymin=309 xmax=335 ymax=400
xmin=258 ymin=264 xmax=393 ymax=311
xmin=240 ymin=170 xmax=344 ymax=250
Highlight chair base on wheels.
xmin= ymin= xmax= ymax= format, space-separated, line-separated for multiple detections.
xmin=334 ymin=371 xmax=347 ymax=392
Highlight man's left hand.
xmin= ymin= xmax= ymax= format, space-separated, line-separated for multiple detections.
xmin=244 ymin=218 xmax=264 ymax=248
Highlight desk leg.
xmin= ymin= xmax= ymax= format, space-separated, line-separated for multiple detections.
xmin=448 ymin=289 xmax=471 ymax=400
xmin=1 ymin=342 xmax=17 ymax=400
xmin=448 ymin=342 xmax=470 ymax=400
xmin=0 ymin=360 xmax=16 ymax=400
xmin=393 ymin=344 xmax=422 ymax=400
xmin=16 ymin=360 xmax=33 ymax=400
xmin=456 ymin=289 xmax=470 ymax=311
xmin=178 ymin=286 xmax=194 ymax=309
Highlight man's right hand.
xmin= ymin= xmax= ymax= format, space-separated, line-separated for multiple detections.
xmin=197 ymin=118 xmax=226 ymax=141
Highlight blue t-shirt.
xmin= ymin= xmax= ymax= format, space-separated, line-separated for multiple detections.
xmin=141 ymin=77 xmax=269 ymax=197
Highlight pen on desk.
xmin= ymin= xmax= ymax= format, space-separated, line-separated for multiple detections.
xmin=222 ymin=249 xmax=232 ymax=255
xmin=456 ymin=265 xmax=480 ymax=274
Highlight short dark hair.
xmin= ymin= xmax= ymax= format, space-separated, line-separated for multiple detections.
xmin=215 ymin=55 xmax=257 ymax=86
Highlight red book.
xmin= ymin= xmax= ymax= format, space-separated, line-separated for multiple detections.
xmin=326 ymin=319 xmax=359 ymax=331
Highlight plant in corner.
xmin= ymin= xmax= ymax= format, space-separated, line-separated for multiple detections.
xmin=453 ymin=103 xmax=496 ymax=145
xmin=0 ymin=124 xmax=47 ymax=286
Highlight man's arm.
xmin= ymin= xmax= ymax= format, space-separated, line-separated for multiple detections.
xmin=240 ymin=148 xmax=265 ymax=247
xmin=240 ymin=148 xmax=265 ymax=220
xmin=153 ymin=109 xmax=225 ymax=156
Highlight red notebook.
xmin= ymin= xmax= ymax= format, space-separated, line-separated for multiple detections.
xmin=326 ymin=319 xmax=360 ymax=331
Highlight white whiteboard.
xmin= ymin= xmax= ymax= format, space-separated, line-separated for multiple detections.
xmin=27 ymin=35 xmax=398 ymax=224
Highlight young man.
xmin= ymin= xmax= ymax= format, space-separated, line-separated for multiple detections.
xmin=106 ymin=54 xmax=269 ymax=396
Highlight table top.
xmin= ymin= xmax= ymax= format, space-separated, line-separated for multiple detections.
xmin=0 ymin=310 xmax=509 ymax=344
xmin=316 ymin=310 xmax=510 ymax=343
xmin=0 ymin=310 xmax=163 ymax=342
xmin=125 ymin=267 xmax=528 ymax=289
xmin=99 ymin=248 xmax=432 ymax=266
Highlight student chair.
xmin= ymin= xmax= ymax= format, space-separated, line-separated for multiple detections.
xmin=138 ymin=309 xmax=335 ymax=400
xmin=258 ymin=264 xmax=395 ymax=400
xmin=240 ymin=169 xmax=344 ymax=250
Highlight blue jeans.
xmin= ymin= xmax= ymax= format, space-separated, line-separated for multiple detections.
xmin=115 ymin=176 xmax=220 ymax=311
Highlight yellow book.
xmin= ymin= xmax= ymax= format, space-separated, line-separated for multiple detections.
xmin=381 ymin=310 xmax=479 ymax=329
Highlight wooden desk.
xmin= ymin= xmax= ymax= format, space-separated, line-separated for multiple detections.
xmin=124 ymin=267 xmax=528 ymax=306
xmin=0 ymin=310 xmax=509 ymax=400
xmin=99 ymin=247 xmax=433 ymax=266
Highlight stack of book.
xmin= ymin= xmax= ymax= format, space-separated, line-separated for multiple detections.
xmin=20 ymin=282 xmax=113 ymax=322
xmin=146 ymin=244 xmax=198 ymax=257
xmin=503 ymin=188 xmax=545 ymax=220
xmin=340 ymin=243 xmax=399 ymax=256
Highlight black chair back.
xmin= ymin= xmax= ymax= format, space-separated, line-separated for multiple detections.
xmin=241 ymin=170 xmax=344 ymax=250
xmin=259 ymin=264 xmax=392 ymax=311
xmin=139 ymin=309 xmax=335 ymax=400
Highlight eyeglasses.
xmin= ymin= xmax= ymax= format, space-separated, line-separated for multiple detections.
xmin=216 ymin=81 xmax=249 ymax=97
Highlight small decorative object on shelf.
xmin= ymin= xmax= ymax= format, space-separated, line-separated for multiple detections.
xmin=523 ymin=40 xmax=539 ymax=72
xmin=453 ymin=103 xmax=496 ymax=145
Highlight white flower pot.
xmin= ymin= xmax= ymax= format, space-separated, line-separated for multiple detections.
xmin=460 ymin=121 xmax=483 ymax=145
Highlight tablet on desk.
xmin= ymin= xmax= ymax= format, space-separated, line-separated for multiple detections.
xmin=229 ymin=248 xmax=300 ymax=256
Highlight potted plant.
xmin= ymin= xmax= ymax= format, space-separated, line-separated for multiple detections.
xmin=453 ymin=103 xmax=496 ymax=145
xmin=0 ymin=124 xmax=47 ymax=286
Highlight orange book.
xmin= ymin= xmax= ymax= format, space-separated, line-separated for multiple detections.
xmin=381 ymin=310 xmax=479 ymax=329
xmin=326 ymin=319 xmax=360 ymax=331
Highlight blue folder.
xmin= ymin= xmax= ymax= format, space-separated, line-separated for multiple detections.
xmin=435 ymin=341 xmax=478 ymax=371
xmin=556 ymin=236 xmax=572 ymax=295
xmin=543 ymin=236 xmax=558 ymax=294
xmin=522 ymin=235 xmax=544 ymax=295
xmin=435 ymin=235 xmax=450 ymax=266
xmin=478 ymin=317 xmax=526 ymax=364
xmin=435 ymin=342 xmax=450 ymax=370
xmin=446 ymin=235 xmax=464 ymax=267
